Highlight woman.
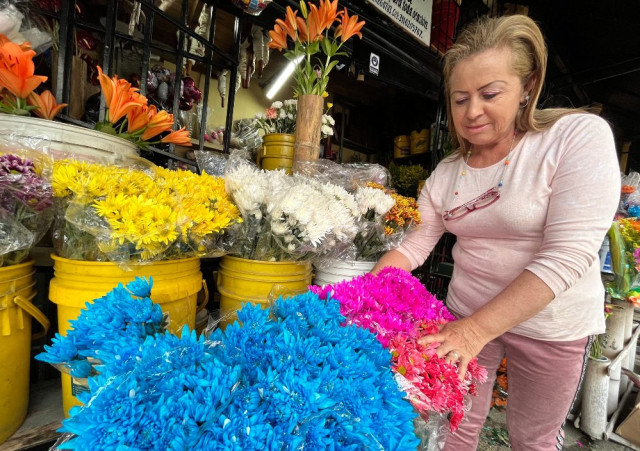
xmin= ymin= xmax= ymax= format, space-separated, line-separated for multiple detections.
xmin=372 ymin=14 xmax=620 ymax=450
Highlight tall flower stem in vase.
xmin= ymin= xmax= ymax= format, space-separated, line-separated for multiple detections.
xmin=295 ymin=93 xmax=324 ymax=161
xmin=268 ymin=0 xmax=365 ymax=164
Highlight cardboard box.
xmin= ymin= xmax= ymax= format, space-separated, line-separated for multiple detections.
xmin=615 ymin=392 xmax=640 ymax=446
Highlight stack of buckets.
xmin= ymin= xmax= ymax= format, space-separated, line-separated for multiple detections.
xmin=0 ymin=261 xmax=50 ymax=444
xmin=393 ymin=135 xmax=410 ymax=159
xmin=410 ymin=129 xmax=430 ymax=155
xmin=48 ymin=255 xmax=207 ymax=416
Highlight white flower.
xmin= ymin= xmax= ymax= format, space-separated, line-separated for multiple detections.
xmin=271 ymin=101 xmax=283 ymax=109
xmin=321 ymin=125 xmax=333 ymax=137
xmin=355 ymin=186 xmax=395 ymax=216
xmin=255 ymin=112 xmax=264 ymax=119
xmin=284 ymin=99 xmax=297 ymax=107
xmin=279 ymin=109 xmax=286 ymax=119
xmin=287 ymin=113 xmax=294 ymax=120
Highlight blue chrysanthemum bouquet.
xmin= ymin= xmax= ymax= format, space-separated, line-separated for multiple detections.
xmin=36 ymin=277 xmax=165 ymax=379
xmin=39 ymin=280 xmax=421 ymax=450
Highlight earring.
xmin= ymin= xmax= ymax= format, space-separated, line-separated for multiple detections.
xmin=521 ymin=94 xmax=530 ymax=108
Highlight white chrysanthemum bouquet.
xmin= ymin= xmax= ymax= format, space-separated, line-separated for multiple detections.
xmin=225 ymin=162 xmax=358 ymax=261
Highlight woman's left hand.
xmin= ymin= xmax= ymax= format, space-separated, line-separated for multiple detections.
xmin=418 ymin=317 xmax=490 ymax=380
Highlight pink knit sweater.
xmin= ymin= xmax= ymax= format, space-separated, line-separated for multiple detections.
xmin=397 ymin=114 xmax=621 ymax=340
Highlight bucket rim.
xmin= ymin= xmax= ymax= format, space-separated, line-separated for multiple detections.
xmin=0 ymin=259 xmax=35 ymax=273
xmin=221 ymin=255 xmax=311 ymax=268
xmin=51 ymin=254 xmax=201 ymax=267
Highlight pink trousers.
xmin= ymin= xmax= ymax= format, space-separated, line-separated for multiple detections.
xmin=443 ymin=332 xmax=591 ymax=451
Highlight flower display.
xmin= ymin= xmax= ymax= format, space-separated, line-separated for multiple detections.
xmin=607 ymin=218 xmax=640 ymax=306
xmin=52 ymin=159 xmax=241 ymax=264
xmin=225 ymin=162 xmax=358 ymax=261
xmin=0 ymin=149 xmax=53 ymax=266
xmin=0 ymin=33 xmax=66 ymax=118
xmin=388 ymin=161 xmax=429 ymax=198
xmin=254 ymin=98 xmax=335 ymax=138
xmin=311 ymin=267 xmax=488 ymax=431
xmin=43 ymin=284 xmax=421 ymax=449
xmin=342 ymin=183 xmax=416 ymax=261
xmin=94 ymin=66 xmax=191 ymax=149
xmin=36 ymin=277 xmax=164 ymax=378
xmin=268 ymin=0 xmax=365 ymax=97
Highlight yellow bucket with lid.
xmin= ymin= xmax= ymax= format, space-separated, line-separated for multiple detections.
xmin=49 ymin=255 xmax=207 ymax=417
xmin=0 ymin=260 xmax=50 ymax=444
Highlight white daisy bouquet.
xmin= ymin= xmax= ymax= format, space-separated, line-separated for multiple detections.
xmin=224 ymin=162 xmax=358 ymax=261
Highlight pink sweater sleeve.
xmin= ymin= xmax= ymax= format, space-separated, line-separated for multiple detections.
xmin=395 ymin=176 xmax=447 ymax=270
xmin=525 ymin=115 xmax=620 ymax=296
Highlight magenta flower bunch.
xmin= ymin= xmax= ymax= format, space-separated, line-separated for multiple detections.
xmin=311 ymin=267 xmax=488 ymax=431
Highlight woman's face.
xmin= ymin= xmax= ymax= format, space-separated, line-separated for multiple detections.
xmin=449 ymin=47 xmax=527 ymax=150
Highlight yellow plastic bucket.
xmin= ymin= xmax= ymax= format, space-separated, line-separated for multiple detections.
xmin=393 ymin=135 xmax=410 ymax=159
xmin=260 ymin=133 xmax=295 ymax=174
xmin=49 ymin=255 xmax=207 ymax=417
xmin=410 ymin=129 xmax=430 ymax=155
xmin=217 ymin=256 xmax=312 ymax=326
xmin=0 ymin=261 xmax=50 ymax=445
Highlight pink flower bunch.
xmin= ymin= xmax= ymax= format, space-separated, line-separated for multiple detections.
xmin=311 ymin=267 xmax=488 ymax=431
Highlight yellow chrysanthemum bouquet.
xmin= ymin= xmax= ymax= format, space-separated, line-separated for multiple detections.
xmin=52 ymin=158 xmax=241 ymax=264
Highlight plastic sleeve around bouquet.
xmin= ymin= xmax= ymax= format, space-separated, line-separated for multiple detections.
xmin=293 ymin=159 xmax=391 ymax=190
xmin=0 ymin=135 xmax=54 ymax=266
xmin=607 ymin=220 xmax=636 ymax=299
xmin=55 ymin=155 xmax=241 ymax=265
xmin=195 ymin=149 xmax=227 ymax=176
xmin=49 ymin=291 xmax=420 ymax=449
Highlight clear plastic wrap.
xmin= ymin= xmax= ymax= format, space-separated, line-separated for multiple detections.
xmin=293 ymin=158 xmax=391 ymax=190
xmin=0 ymin=134 xmax=54 ymax=266
xmin=620 ymin=171 xmax=640 ymax=217
xmin=194 ymin=149 xmax=227 ymax=176
xmin=1 ymin=0 xmax=53 ymax=52
xmin=316 ymin=182 xmax=422 ymax=267
xmin=46 ymin=288 xmax=421 ymax=450
xmin=224 ymin=156 xmax=359 ymax=262
xmin=52 ymin=155 xmax=241 ymax=265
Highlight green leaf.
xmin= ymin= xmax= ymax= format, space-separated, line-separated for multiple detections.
xmin=307 ymin=41 xmax=320 ymax=55
xmin=320 ymin=38 xmax=331 ymax=57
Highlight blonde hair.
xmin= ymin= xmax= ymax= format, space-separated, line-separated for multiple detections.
xmin=443 ymin=15 xmax=583 ymax=150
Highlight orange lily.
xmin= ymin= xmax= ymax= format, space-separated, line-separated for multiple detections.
xmin=0 ymin=33 xmax=31 ymax=51
xmin=141 ymin=109 xmax=175 ymax=141
xmin=275 ymin=6 xmax=298 ymax=40
xmin=160 ymin=127 xmax=191 ymax=146
xmin=0 ymin=40 xmax=47 ymax=99
xmin=295 ymin=17 xmax=309 ymax=42
xmin=334 ymin=8 xmax=365 ymax=42
xmin=97 ymin=66 xmax=145 ymax=124
xmin=317 ymin=0 xmax=340 ymax=31
xmin=28 ymin=90 xmax=67 ymax=120
xmin=306 ymin=4 xmax=325 ymax=41
xmin=127 ymin=104 xmax=154 ymax=133
xmin=268 ymin=23 xmax=288 ymax=51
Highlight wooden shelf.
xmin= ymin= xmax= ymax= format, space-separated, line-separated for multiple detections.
xmin=0 ymin=379 xmax=64 ymax=451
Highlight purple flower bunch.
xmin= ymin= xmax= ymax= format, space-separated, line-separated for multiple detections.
xmin=0 ymin=154 xmax=53 ymax=212
xmin=0 ymin=152 xmax=54 ymax=266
